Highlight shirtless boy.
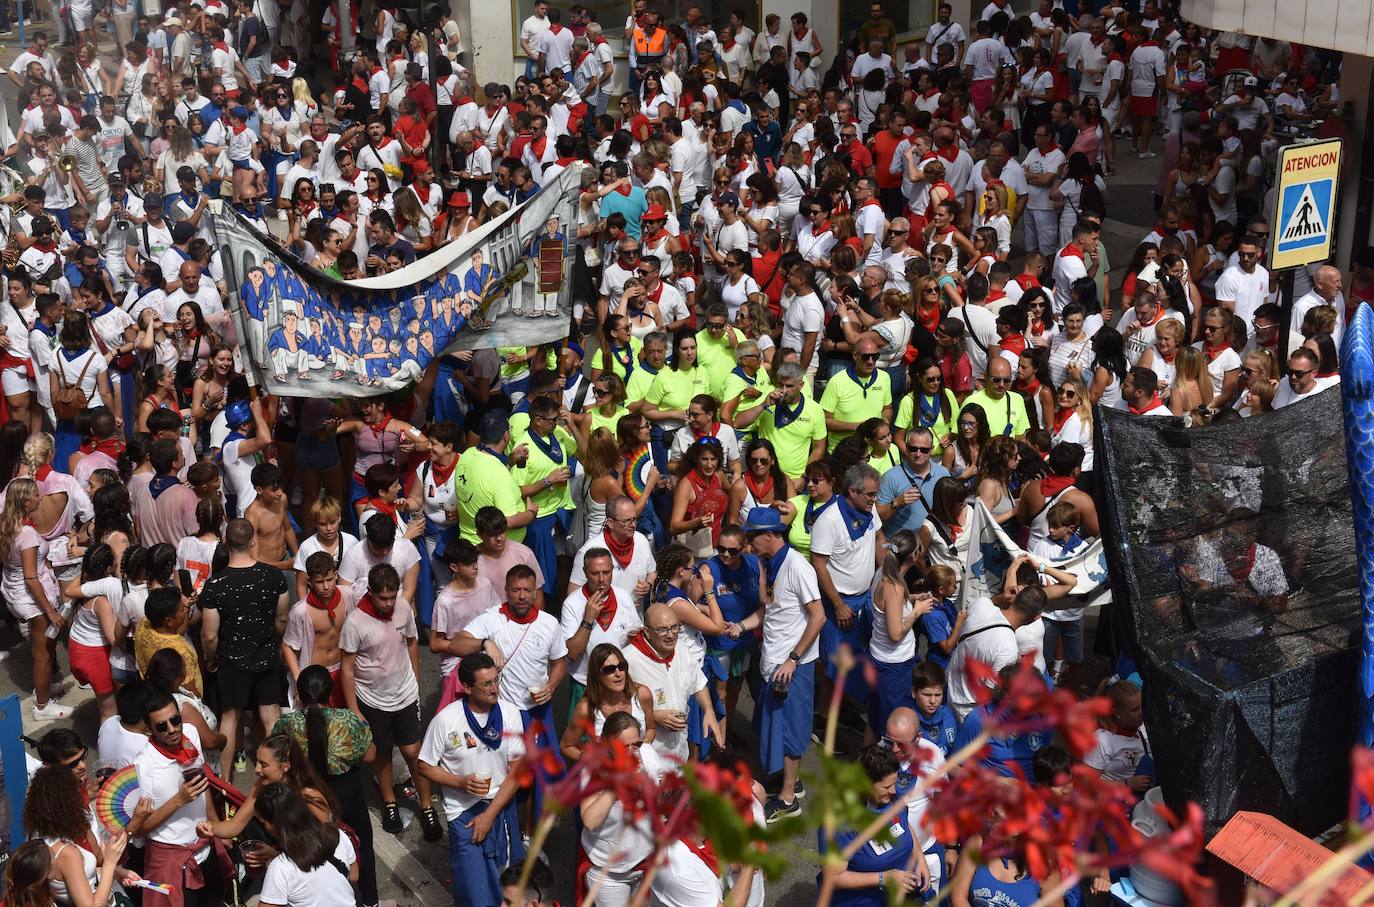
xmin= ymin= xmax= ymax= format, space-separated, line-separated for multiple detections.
xmin=282 ymin=551 xmax=355 ymax=706
xmin=245 ymin=462 xmax=298 ymax=572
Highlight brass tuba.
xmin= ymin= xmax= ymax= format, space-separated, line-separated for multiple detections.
xmin=57 ymin=154 xmax=77 ymax=173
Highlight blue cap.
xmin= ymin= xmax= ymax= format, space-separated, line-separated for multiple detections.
xmin=741 ymin=506 xmax=785 ymax=534
xmin=717 ymin=191 xmax=740 ymax=208
xmin=565 ymin=340 xmax=584 ymax=359
xmin=231 ymin=105 xmax=251 ymax=120
xmin=224 ymin=399 xmax=252 ymax=428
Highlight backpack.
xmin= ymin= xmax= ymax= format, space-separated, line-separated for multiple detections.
xmin=52 ymin=353 xmax=95 ymax=421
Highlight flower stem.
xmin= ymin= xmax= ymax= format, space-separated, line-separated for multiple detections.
xmin=514 ymin=812 xmax=557 ymax=901
xmin=1030 ymin=871 xmax=1081 ymax=907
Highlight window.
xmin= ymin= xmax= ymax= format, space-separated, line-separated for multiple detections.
xmin=511 ymin=0 xmax=762 ymax=55
xmin=838 ymin=0 xmax=937 ymax=54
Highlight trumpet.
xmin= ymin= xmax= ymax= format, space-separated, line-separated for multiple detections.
xmin=57 ymin=154 xmax=77 ymax=173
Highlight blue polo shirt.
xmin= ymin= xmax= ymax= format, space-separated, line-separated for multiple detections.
xmin=876 ymin=461 xmax=950 ymax=535
xmin=599 ymin=185 xmax=648 ymax=239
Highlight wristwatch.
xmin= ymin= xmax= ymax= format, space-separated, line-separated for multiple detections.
xmin=788 ymin=650 xmax=801 ymax=663
xmin=580 ymin=620 xmax=594 ymax=632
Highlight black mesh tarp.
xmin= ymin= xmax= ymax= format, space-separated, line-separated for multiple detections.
xmin=1095 ymin=387 xmax=1362 ymax=836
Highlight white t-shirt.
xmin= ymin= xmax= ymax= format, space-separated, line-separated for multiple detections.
xmin=1214 ymin=263 xmax=1270 ymax=329
xmin=650 ymin=840 xmax=723 ymax=907
xmin=1051 ymin=248 xmax=1089 ymax=314
xmin=1127 ymin=43 xmax=1166 ymax=96
xmin=52 ymin=348 xmax=108 ymax=409
xmin=1192 ymin=341 xmax=1242 ymax=400
xmin=519 ymin=13 xmax=550 ymax=61
xmin=760 ymin=548 xmax=821 ymax=670
xmin=1084 ymin=726 xmax=1149 ymax=782
xmin=1272 ymin=378 xmax=1323 ymax=409
xmin=559 ymin=586 xmax=642 ymax=684
xmin=259 ymin=831 xmax=356 ymax=907
xmin=290 ymin=532 xmax=359 ymax=575
xmin=623 ymin=635 xmax=707 ymax=763
xmin=419 ymin=698 xmax=527 ymax=819
xmin=854 ymin=201 xmax=886 ymax=266
xmin=338 ymin=539 xmax=422 ymax=593
xmin=946 ymin=597 xmax=1019 ymax=717
xmin=781 ymin=291 xmax=825 ymax=370
xmin=462 ymin=605 xmax=568 ymax=711
xmin=952 ymin=303 xmax=999 ymax=380
xmin=339 ymin=599 xmax=419 ymax=710
xmin=132 ymin=724 xmax=207 ymax=847
xmin=1021 ymin=147 xmax=1065 ymax=211
xmin=569 ymin=531 xmax=656 ymax=592
xmin=810 ymin=503 xmax=882 ymax=596
xmin=98 ymin=715 xmax=149 ymax=769
xmin=965 ymin=37 xmax=1013 ymax=80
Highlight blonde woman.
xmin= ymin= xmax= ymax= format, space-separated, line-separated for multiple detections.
xmin=0 ymin=479 xmax=68 ymax=720
xmin=572 ymin=373 xmax=630 ymax=441
xmin=1232 ymin=348 xmax=1277 ymax=418
xmin=1050 ymin=379 xmax=1094 ymax=472
xmin=737 ymin=295 xmax=776 ymax=368
xmin=1136 ymin=317 xmax=1184 ymax=395
xmin=19 ymin=432 xmax=93 ymax=562
xmin=1169 ymin=345 xmax=1215 ymax=418
xmin=154 ymin=125 xmax=210 ymax=195
xmin=572 ymin=428 xmax=624 ymax=546
xmin=392 ymin=189 xmax=436 ymax=254
xmin=974 ymin=183 xmax=1013 ymax=258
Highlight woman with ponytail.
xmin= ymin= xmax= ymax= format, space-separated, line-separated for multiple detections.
xmin=272 ymin=665 xmax=379 ymax=907
xmin=869 ymin=530 xmax=936 ymax=734
xmin=0 ymin=478 xmax=69 ymax=720
xmin=19 ymin=433 xmax=92 ymax=573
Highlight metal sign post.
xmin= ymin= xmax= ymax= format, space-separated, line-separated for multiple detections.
xmin=1271 ymin=137 xmax=1343 ymax=361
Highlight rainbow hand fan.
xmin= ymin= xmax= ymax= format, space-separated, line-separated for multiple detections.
xmin=625 ymin=447 xmax=654 ymax=499
xmin=94 ymin=765 xmax=141 ymax=835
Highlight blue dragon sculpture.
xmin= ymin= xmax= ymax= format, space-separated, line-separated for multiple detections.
xmin=1341 ymin=302 xmax=1374 ymax=748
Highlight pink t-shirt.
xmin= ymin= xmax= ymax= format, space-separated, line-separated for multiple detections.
xmin=131 ymin=477 xmax=200 ymax=548
xmin=2 ymin=526 xmax=57 ymax=620
xmin=340 ymin=598 xmax=419 ymax=711
xmin=475 ymin=541 xmax=544 ymax=602
xmin=431 ymin=582 xmax=500 ymax=676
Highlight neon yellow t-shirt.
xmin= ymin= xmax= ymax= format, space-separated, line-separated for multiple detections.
xmin=757 ymin=395 xmax=828 ymax=480
xmin=695 ymin=328 xmax=744 ymax=399
xmin=453 ymin=447 xmax=526 ymax=543
xmin=720 ymin=367 xmax=775 ymax=429
xmin=498 ymin=346 xmax=531 ymax=382
xmin=589 ymin=405 xmax=630 ymax=436
xmin=894 ymin=388 xmax=961 ymax=459
xmin=867 ymin=447 xmax=900 ymax=476
xmin=625 ymin=364 xmax=661 ymax=406
xmin=591 ymin=337 xmax=642 ymax=386
xmin=512 ymin=429 xmax=576 ymax=516
xmin=786 ymin=492 xmax=835 ymax=558
xmin=645 ymin=366 xmax=711 ymax=415
xmin=819 ymin=368 xmax=893 ymax=452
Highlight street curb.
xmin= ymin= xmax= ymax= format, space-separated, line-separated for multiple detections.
xmin=369 ymin=811 xmax=449 ymax=906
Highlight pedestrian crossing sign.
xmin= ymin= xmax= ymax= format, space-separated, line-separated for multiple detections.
xmin=1270 ymin=138 xmax=1342 ymax=271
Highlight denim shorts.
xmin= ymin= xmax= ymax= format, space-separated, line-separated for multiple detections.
xmin=1042 ymin=616 xmax=1085 ymax=664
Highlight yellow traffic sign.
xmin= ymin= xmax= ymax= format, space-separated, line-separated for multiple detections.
xmin=1270 ymin=138 xmax=1341 ymax=271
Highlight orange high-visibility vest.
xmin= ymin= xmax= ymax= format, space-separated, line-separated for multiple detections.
xmin=633 ymin=26 xmax=667 ymax=59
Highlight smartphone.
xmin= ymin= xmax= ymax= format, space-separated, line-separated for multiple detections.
xmin=177 ymin=569 xmax=194 ymax=597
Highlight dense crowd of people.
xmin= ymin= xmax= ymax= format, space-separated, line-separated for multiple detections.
xmin=0 ymin=0 xmax=1354 ymax=904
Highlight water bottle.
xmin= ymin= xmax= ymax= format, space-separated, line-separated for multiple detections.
xmin=45 ymin=601 xmax=74 ymax=639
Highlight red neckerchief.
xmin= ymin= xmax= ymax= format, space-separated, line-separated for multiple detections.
xmin=529 ymin=136 xmax=547 ymax=159
xmin=1015 ymin=375 xmax=1041 ymax=395
xmin=1059 ymin=243 xmax=1084 ymax=261
xmin=554 ymin=155 xmax=576 ymax=167
xmin=430 ymin=453 xmax=458 ymax=486
xmin=80 ymin=436 xmax=125 ymax=458
xmin=231 ymin=121 xmax=249 ymax=135
xmin=548 ymin=22 xmax=563 ymax=34
xmin=500 ymin=601 xmax=539 ymax=625
xmin=1052 ymin=406 xmax=1075 ymax=433
xmin=211 ymin=40 xmax=229 ymax=51
xmin=1317 ymin=370 xmax=1337 ymax=379
xmin=683 ymin=837 xmax=719 ymax=876
xmin=1257 ymin=333 xmax=1278 ymax=350
xmin=30 ymin=238 xmax=57 ymax=253
xmin=352 ymin=75 xmax=369 ymax=92
xmin=1109 ymin=52 xmax=1125 ymax=63
xmin=1015 ymin=274 xmax=1042 ymax=291
xmin=722 ymin=38 xmax=736 ymax=51
xmin=414 ymin=183 xmax=435 ymax=204
xmin=368 ymin=64 xmax=382 ymax=77
xmin=935 ymin=144 xmax=959 ymax=162
xmin=150 ymin=737 xmax=201 ymax=766
xmin=643 ymin=227 xmax=669 ymax=245
xmin=1139 ymin=308 xmax=1165 ymax=329
xmin=691 ymin=421 xmax=721 ymax=441
xmin=35 ymin=464 xmax=52 ymax=482
xmin=613 ymin=181 xmax=632 ymax=196
xmin=603 ymin=529 xmax=634 ymax=569
xmin=792 ymin=25 xmax=807 ymax=39
xmin=366 ymin=414 xmax=392 ymax=445
xmin=455 ymin=95 xmax=475 ymax=106
xmin=1223 ymin=542 xmax=1257 ymax=584
xmin=1158 ymin=347 xmax=1177 ymax=364
xmin=1202 ymin=341 xmax=1230 ymax=363
xmin=1090 ymin=34 xmax=1105 ymax=46
xmin=1128 ymin=392 xmax=1164 ymax=415
xmin=364 ymin=496 xmax=398 ymax=519
xmin=987 ymin=289 xmax=1006 ymax=305
xmin=629 ymin=629 xmax=672 ymax=665
xmin=1041 ymin=474 xmax=1076 ymax=497
xmin=356 ymin=593 xmax=389 ymax=622
xmin=744 ymin=472 xmax=774 ymax=502
xmin=1029 ymin=317 xmax=1045 ymax=337
xmin=591 ymin=586 xmax=618 ymax=630
xmin=860 ymin=197 xmax=882 ymax=211
xmin=572 ymin=49 xmax=589 ymax=68
xmin=307 ymin=587 xmax=342 ymax=624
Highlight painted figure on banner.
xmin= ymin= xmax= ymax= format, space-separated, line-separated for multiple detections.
xmin=526 ymin=215 xmax=567 ymax=319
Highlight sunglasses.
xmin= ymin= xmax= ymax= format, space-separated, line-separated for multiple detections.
xmin=619 ymin=248 xmax=641 ymax=257
xmin=718 ymin=545 xmax=742 ymax=556
xmin=749 ymin=456 xmax=772 ymax=465
xmin=155 ymin=713 xmax=184 ymax=733
xmin=707 ymin=321 xmax=727 ymax=329
xmin=1057 ymin=388 xmax=1077 ymax=397
xmin=1289 ymin=368 xmax=1314 ymax=379
xmin=908 ymin=445 xmax=932 ymax=453
xmin=57 ymin=747 xmax=88 ymax=770
xmin=858 ymin=353 xmax=879 ymax=361
xmin=636 ymin=269 xmax=655 ymax=277
xmin=600 ymin=661 xmax=626 ymax=676
xmin=593 ymin=386 xmax=611 ymax=396
xmin=990 ymin=376 xmax=1013 ymax=385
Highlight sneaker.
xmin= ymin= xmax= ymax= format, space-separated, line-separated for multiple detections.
xmin=1138 ymin=151 xmax=1158 ymax=159
xmin=420 ymin=807 xmax=443 ymax=842
xmin=32 ymin=701 xmax=71 ymax=721
xmin=793 ymin=779 xmax=807 ymax=800
xmin=763 ymin=796 xmax=800 ymax=824
xmin=381 ymin=801 xmax=403 ymax=834
xmin=233 ymin=751 xmax=249 ymax=774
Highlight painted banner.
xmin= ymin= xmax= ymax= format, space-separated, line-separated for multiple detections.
xmin=210 ymin=163 xmax=585 ymax=397
xmin=959 ymin=500 xmax=1112 ymax=608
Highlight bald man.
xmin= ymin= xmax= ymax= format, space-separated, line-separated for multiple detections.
xmin=163 ymin=260 xmax=227 ymax=320
xmin=959 ymin=356 xmax=1031 ymax=438
xmin=886 ymin=707 xmax=945 ymax=894
xmin=820 ymin=336 xmax=894 ymax=452
xmin=1288 ymin=264 xmax=1345 ymax=355
xmin=622 ymin=602 xmax=723 ymax=764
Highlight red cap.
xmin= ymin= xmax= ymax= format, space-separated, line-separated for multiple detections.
xmin=413 ymin=160 xmax=431 ymax=176
xmin=643 ymin=203 xmax=667 ymax=221
xmin=447 ymin=191 xmax=470 ymax=207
